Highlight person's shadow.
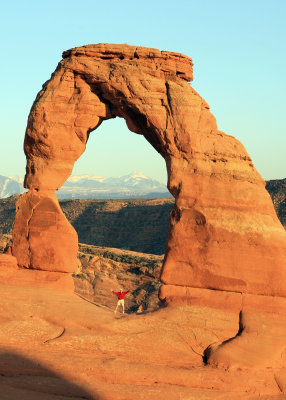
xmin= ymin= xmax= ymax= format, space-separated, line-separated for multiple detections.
xmin=0 ymin=349 xmax=98 ymax=399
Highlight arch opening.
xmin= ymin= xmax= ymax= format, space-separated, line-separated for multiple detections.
xmin=62 ymin=116 xmax=173 ymax=313
xmin=58 ymin=116 xmax=173 ymax=254
xmin=72 ymin=117 xmax=168 ymax=186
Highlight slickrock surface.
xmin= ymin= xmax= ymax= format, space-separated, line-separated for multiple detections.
xmin=0 ymin=277 xmax=285 ymax=399
xmin=1 ymin=241 xmax=286 ymax=396
xmin=0 ymin=253 xmax=18 ymax=269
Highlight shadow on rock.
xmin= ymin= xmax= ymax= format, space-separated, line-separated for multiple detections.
xmin=203 ymin=310 xmax=244 ymax=365
xmin=0 ymin=349 xmax=97 ymax=399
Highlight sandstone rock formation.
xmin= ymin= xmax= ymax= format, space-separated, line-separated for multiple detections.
xmin=13 ymin=190 xmax=77 ymax=272
xmin=11 ymin=44 xmax=286 ymax=368
xmin=14 ymin=43 xmax=286 ymax=294
xmin=0 ymin=254 xmax=18 ymax=269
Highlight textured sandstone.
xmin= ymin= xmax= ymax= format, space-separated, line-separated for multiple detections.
xmin=206 ymin=295 xmax=286 ymax=369
xmin=0 ymin=278 xmax=284 ymax=398
xmin=0 ymin=254 xmax=18 ymax=269
xmin=13 ymin=190 xmax=77 ymax=272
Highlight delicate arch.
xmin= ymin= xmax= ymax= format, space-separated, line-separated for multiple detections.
xmin=13 ymin=44 xmax=286 ymax=300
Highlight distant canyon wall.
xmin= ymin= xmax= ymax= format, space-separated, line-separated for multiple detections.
xmin=1 ymin=196 xmax=173 ymax=255
xmin=1 ymin=189 xmax=286 ymax=255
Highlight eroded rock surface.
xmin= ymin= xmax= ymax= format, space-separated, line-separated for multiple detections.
xmin=0 ymin=278 xmax=284 ymax=399
xmin=13 ymin=190 xmax=77 ymax=272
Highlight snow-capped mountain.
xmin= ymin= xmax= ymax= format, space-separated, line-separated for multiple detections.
xmin=0 ymin=172 xmax=170 ymax=199
xmin=0 ymin=176 xmax=25 ymax=198
xmin=58 ymin=171 xmax=170 ymax=199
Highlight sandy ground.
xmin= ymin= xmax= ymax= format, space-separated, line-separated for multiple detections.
xmin=0 ymin=278 xmax=285 ymax=400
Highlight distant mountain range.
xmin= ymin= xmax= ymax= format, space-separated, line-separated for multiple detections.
xmin=0 ymin=172 xmax=171 ymax=199
xmin=2 ymin=173 xmax=286 ymax=224
xmin=58 ymin=171 xmax=170 ymax=199
xmin=0 ymin=176 xmax=25 ymax=198
xmin=1 ymin=178 xmax=286 ymax=254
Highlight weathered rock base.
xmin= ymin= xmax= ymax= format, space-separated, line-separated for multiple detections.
xmin=12 ymin=190 xmax=78 ymax=273
xmin=160 ymin=285 xmax=286 ymax=369
xmin=0 ymin=254 xmax=18 ymax=269
xmin=0 ymin=277 xmax=285 ymax=399
xmin=0 ymin=254 xmax=74 ymax=291
xmin=0 ymin=268 xmax=73 ymax=293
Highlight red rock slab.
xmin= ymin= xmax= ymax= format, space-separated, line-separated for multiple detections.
xmin=0 ymin=267 xmax=74 ymax=292
xmin=161 ymin=285 xmax=286 ymax=370
xmin=12 ymin=190 xmax=77 ymax=273
xmin=0 ymin=254 xmax=18 ymax=269
xmin=206 ymin=310 xmax=286 ymax=370
xmin=0 ymin=282 xmax=283 ymax=399
xmin=159 ymin=284 xmax=242 ymax=313
xmin=274 ymin=369 xmax=286 ymax=394
xmin=204 ymin=293 xmax=286 ymax=369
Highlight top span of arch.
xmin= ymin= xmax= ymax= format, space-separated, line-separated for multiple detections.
xmin=24 ymin=43 xmax=205 ymax=191
xmin=62 ymin=43 xmax=194 ymax=82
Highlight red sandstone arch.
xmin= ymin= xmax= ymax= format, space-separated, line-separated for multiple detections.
xmin=12 ymin=44 xmax=286 ymax=300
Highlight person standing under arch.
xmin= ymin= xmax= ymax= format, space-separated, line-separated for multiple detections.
xmin=111 ymin=288 xmax=130 ymax=315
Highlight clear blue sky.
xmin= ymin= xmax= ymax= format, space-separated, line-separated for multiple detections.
xmin=1 ymin=0 xmax=285 ymax=184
